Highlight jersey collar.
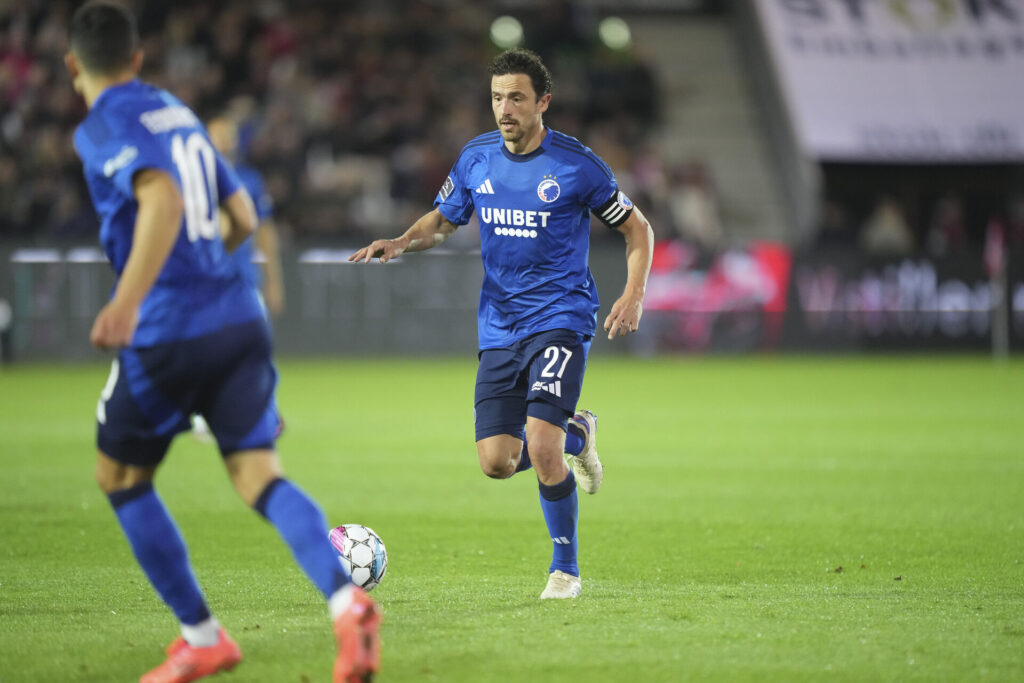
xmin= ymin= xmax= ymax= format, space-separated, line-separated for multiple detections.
xmin=91 ymin=78 xmax=142 ymax=111
xmin=499 ymin=126 xmax=552 ymax=163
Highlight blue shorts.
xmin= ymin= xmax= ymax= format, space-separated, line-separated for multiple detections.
xmin=474 ymin=328 xmax=591 ymax=441
xmin=96 ymin=319 xmax=281 ymax=466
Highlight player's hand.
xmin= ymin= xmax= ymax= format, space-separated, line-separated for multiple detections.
xmin=90 ymin=298 xmax=139 ymax=349
xmin=348 ymin=237 xmax=408 ymax=264
xmin=603 ymin=292 xmax=644 ymax=341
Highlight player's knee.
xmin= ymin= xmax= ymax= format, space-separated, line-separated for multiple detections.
xmin=475 ymin=435 xmax=523 ymax=480
xmin=95 ymin=451 xmax=153 ymax=494
xmin=225 ymin=449 xmax=282 ymax=506
xmin=94 ymin=464 xmax=119 ymax=494
xmin=521 ymin=441 xmax=564 ymax=478
xmin=479 ymin=458 xmax=514 ymax=480
xmin=476 ymin=445 xmax=515 ymax=479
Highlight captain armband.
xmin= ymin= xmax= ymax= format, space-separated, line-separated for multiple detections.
xmin=595 ymin=190 xmax=634 ymax=228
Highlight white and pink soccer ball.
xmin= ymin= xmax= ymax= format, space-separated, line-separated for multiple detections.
xmin=328 ymin=524 xmax=388 ymax=592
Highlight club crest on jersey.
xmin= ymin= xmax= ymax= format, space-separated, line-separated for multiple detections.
xmin=537 ymin=175 xmax=560 ymax=203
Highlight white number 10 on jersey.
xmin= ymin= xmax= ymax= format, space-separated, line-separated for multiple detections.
xmin=171 ymin=132 xmax=219 ymax=242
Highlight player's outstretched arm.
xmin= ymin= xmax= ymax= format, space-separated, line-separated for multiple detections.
xmin=604 ymin=206 xmax=654 ymax=341
xmin=220 ymin=187 xmax=258 ymax=253
xmin=348 ymin=208 xmax=459 ymax=264
xmin=90 ymin=169 xmax=185 ymax=349
xmin=256 ymin=217 xmax=285 ymax=316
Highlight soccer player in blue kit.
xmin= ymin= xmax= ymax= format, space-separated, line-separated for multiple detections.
xmin=350 ymin=47 xmax=654 ymax=599
xmin=66 ymin=3 xmax=378 ymax=682
xmin=206 ymin=114 xmax=285 ymax=318
xmin=188 ymin=114 xmax=285 ymax=440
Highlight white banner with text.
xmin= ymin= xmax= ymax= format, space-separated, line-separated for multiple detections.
xmin=755 ymin=0 xmax=1024 ymax=161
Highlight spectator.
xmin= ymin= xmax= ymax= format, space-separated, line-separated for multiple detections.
xmin=1005 ymin=194 xmax=1024 ymax=250
xmin=925 ymin=193 xmax=968 ymax=257
xmin=812 ymin=198 xmax=857 ymax=252
xmin=859 ymin=194 xmax=915 ymax=257
xmin=667 ymin=161 xmax=724 ymax=252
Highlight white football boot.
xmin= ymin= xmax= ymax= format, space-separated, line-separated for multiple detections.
xmin=540 ymin=570 xmax=582 ymax=599
xmin=567 ymin=409 xmax=602 ymax=494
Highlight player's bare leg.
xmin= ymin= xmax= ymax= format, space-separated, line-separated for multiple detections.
xmin=526 ymin=417 xmax=570 ymax=486
xmin=476 ymin=434 xmax=528 ymax=479
xmin=225 ymin=449 xmax=380 ymax=681
xmin=526 ymin=418 xmax=583 ymax=599
xmin=477 ymin=421 xmax=583 ymax=597
xmin=223 ymin=448 xmax=283 ymax=505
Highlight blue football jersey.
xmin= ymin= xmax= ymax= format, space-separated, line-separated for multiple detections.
xmin=231 ymin=164 xmax=274 ymax=288
xmin=74 ymin=79 xmax=262 ymax=346
xmin=435 ymin=128 xmax=633 ymax=349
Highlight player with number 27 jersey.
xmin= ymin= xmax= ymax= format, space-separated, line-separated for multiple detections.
xmin=351 ymin=47 xmax=654 ymax=601
xmin=437 ymin=128 xmax=633 ymax=350
xmin=74 ymin=79 xmax=262 ymax=347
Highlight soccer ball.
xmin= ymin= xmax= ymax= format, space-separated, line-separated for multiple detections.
xmin=328 ymin=524 xmax=388 ymax=591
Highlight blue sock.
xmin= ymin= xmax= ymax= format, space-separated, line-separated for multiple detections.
xmin=564 ymin=427 xmax=585 ymax=457
xmin=254 ymin=478 xmax=350 ymax=598
xmin=515 ymin=442 xmax=533 ymax=473
xmin=538 ymin=470 xmax=579 ymax=576
xmin=108 ymin=483 xmax=210 ymax=625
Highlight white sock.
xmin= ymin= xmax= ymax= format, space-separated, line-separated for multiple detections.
xmin=181 ymin=616 xmax=221 ymax=647
xmin=191 ymin=414 xmax=210 ymax=434
xmin=328 ymin=584 xmax=356 ymax=620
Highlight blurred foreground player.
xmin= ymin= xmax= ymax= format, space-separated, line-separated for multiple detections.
xmin=351 ymin=47 xmax=653 ymax=599
xmin=66 ymin=3 xmax=378 ymax=681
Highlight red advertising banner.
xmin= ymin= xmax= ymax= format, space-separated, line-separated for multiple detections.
xmin=633 ymin=240 xmax=792 ymax=352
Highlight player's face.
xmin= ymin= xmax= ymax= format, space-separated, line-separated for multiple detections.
xmin=491 ymin=74 xmax=550 ymax=150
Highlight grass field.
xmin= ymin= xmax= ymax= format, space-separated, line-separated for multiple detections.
xmin=1 ymin=355 xmax=1023 ymax=682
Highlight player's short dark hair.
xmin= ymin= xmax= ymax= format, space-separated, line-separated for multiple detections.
xmin=489 ymin=47 xmax=552 ymax=98
xmin=69 ymin=1 xmax=138 ymax=75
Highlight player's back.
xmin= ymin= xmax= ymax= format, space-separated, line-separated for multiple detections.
xmin=74 ymin=80 xmax=262 ymax=347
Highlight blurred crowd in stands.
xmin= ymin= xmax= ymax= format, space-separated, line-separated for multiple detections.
xmin=813 ymin=163 xmax=1024 ymax=259
xmin=0 ymin=0 xmax=677 ymax=246
xmin=2 ymin=0 xmax=1019 ymax=259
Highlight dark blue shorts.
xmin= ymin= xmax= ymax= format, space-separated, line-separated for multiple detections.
xmin=474 ymin=328 xmax=591 ymax=441
xmin=96 ymin=318 xmax=281 ymax=466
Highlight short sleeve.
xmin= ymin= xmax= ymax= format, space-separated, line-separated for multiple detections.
xmin=106 ymin=122 xmax=178 ymax=199
xmin=433 ymin=158 xmax=475 ymax=226
xmin=575 ymin=150 xmax=634 ymax=228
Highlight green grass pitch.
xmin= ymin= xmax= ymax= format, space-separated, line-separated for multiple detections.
xmin=1 ymin=355 xmax=1022 ymax=682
